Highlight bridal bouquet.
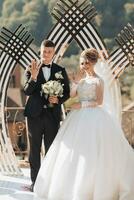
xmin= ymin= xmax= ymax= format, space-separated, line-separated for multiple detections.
xmin=42 ymin=80 xmax=64 ymax=107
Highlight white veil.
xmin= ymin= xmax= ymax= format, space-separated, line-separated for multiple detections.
xmin=95 ymin=59 xmax=122 ymax=123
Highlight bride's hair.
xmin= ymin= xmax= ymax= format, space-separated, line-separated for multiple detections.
xmin=81 ymin=48 xmax=99 ymax=64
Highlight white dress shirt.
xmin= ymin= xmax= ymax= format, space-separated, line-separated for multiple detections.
xmin=42 ymin=66 xmax=51 ymax=81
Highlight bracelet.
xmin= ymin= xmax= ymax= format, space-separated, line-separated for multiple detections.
xmin=81 ymin=101 xmax=89 ymax=108
xmin=81 ymin=101 xmax=98 ymax=108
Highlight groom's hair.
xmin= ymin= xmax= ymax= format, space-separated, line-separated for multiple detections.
xmin=41 ymin=40 xmax=55 ymax=48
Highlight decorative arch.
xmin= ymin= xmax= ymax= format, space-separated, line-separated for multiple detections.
xmin=0 ymin=0 xmax=133 ymax=175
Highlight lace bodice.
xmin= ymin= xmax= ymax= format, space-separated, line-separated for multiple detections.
xmin=77 ymin=76 xmax=99 ymax=103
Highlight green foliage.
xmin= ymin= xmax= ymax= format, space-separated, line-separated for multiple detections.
xmin=0 ymin=0 xmax=133 ymax=50
xmin=119 ymin=68 xmax=134 ymax=106
xmin=93 ymin=0 xmax=133 ymax=50
xmin=124 ymin=3 xmax=134 ymax=22
xmin=0 ymin=0 xmax=53 ymax=46
xmin=59 ymin=54 xmax=80 ymax=73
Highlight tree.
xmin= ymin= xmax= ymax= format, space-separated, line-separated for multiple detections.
xmin=124 ymin=3 xmax=134 ymax=24
xmin=93 ymin=0 xmax=133 ymax=50
xmin=0 ymin=0 xmax=53 ymax=46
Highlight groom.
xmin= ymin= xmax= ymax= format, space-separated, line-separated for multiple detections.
xmin=23 ymin=40 xmax=70 ymax=191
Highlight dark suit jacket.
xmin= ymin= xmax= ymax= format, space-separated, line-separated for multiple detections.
xmin=23 ymin=63 xmax=70 ymax=119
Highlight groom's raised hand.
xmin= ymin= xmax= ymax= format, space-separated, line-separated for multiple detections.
xmin=30 ymin=59 xmax=41 ymax=81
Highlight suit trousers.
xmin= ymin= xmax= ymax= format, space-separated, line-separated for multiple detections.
xmin=27 ymin=108 xmax=60 ymax=183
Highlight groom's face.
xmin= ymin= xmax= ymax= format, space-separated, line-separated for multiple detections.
xmin=40 ymin=46 xmax=55 ymax=64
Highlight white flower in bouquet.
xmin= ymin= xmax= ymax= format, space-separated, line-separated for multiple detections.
xmin=42 ymin=80 xmax=64 ymax=97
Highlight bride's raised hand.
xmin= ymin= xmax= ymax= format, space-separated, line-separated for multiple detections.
xmin=73 ymin=69 xmax=85 ymax=83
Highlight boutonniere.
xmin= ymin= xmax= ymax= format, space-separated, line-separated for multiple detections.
xmin=55 ymin=71 xmax=63 ymax=79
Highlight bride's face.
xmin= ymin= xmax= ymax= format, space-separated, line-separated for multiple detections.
xmin=80 ymin=57 xmax=94 ymax=71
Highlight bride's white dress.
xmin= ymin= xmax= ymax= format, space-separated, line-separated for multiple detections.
xmin=34 ymin=76 xmax=134 ymax=200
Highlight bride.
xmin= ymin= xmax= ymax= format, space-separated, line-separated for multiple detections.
xmin=34 ymin=48 xmax=134 ymax=200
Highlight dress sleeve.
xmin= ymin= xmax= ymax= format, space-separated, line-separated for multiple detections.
xmin=96 ymin=78 xmax=104 ymax=105
xmin=70 ymin=82 xmax=78 ymax=98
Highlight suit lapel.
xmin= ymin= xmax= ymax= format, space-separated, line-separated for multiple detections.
xmin=48 ymin=63 xmax=56 ymax=81
xmin=38 ymin=67 xmax=47 ymax=83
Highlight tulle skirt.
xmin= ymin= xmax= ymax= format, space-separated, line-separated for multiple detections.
xmin=34 ymin=107 xmax=134 ymax=200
